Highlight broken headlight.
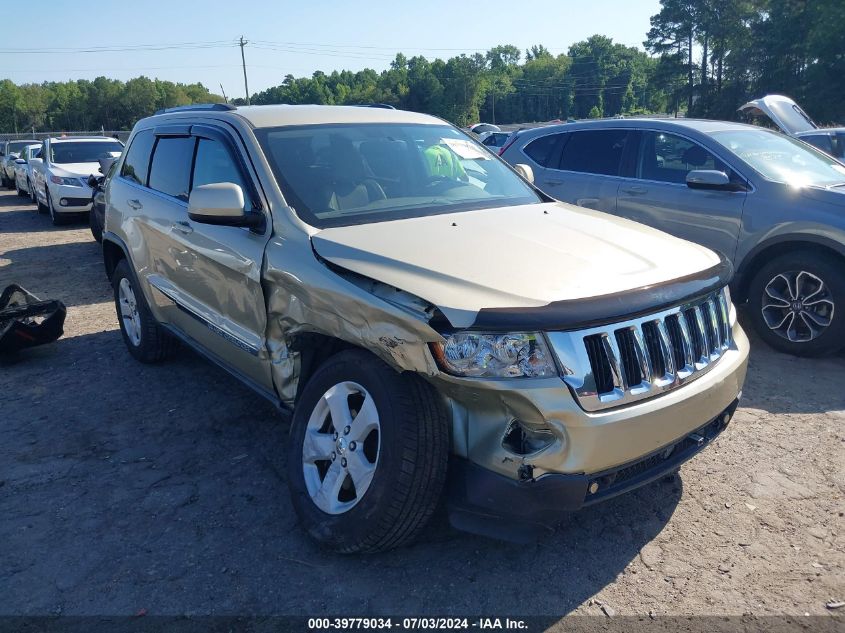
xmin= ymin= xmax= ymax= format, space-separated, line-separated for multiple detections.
xmin=432 ymin=332 xmax=556 ymax=378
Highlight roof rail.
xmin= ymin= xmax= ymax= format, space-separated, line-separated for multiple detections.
xmin=154 ymin=103 xmax=237 ymax=115
xmin=351 ymin=103 xmax=397 ymax=110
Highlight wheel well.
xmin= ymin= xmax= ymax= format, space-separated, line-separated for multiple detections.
xmin=102 ymin=239 xmax=126 ymax=281
xmin=288 ymin=333 xmax=368 ymax=403
xmin=736 ymin=241 xmax=845 ymax=301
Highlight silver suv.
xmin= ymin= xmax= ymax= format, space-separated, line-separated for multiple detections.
xmin=103 ymin=104 xmax=748 ymax=551
xmin=501 ymin=118 xmax=845 ymax=357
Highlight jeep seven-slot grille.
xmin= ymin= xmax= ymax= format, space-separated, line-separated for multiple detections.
xmin=546 ymin=288 xmax=733 ymax=412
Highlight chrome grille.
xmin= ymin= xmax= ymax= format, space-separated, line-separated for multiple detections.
xmin=547 ymin=287 xmax=733 ymax=412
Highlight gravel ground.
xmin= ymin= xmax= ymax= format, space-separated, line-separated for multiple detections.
xmin=1 ymin=189 xmax=843 ymax=620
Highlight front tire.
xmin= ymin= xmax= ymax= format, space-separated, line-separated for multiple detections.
xmin=747 ymin=251 xmax=845 ymax=356
xmin=89 ymin=208 xmax=103 ymax=243
xmin=287 ymin=349 xmax=449 ymax=553
xmin=47 ymin=191 xmax=66 ymax=226
xmin=112 ymin=259 xmax=176 ymax=363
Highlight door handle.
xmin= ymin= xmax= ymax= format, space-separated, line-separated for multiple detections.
xmin=620 ymin=186 xmax=647 ymax=195
xmin=127 ymin=198 xmax=143 ymax=210
xmin=545 ymin=180 xmax=564 ymax=186
xmin=170 ymin=221 xmax=193 ymax=235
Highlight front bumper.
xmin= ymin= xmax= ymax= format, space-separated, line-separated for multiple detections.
xmin=48 ymin=183 xmax=93 ymax=212
xmin=434 ymin=320 xmax=749 ymax=538
xmin=447 ymin=399 xmax=738 ymax=539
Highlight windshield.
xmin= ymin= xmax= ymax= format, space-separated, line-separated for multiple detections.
xmin=710 ymin=129 xmax=845 ymax=187
xmin=256 ymin=123 xmax=540 ymax=228
xmin=50 ymin=141 xmax=123 ymax=164
xmin=8 ymin=141 xmax=36 ymax=154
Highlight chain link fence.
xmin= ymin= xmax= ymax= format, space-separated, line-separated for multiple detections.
xmin=0 ymin=130 xmax=131 ymax=143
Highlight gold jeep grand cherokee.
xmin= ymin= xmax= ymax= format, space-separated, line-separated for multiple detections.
xmin=102 ymin=103 xmax=749 ymax=552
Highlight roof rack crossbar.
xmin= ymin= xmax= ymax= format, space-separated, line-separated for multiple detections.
xmin=154 ymin=103 xmax=237 ymax=115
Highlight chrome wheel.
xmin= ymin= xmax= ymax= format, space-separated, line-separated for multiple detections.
xmin=302 ymin=381 xmax=380 ymax=515
xmin=762 ymin=270 xmax=835 ymax=343
xmin=118 ymin=278 xmax=142 ymax=346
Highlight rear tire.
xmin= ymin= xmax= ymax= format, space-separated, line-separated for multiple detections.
xmin=112 ymin=259 xmax=177 ymax=363
xmin=287 ymin=349 xmax=449 ymax=553
xmin=747 ymin=251 xmax=845 ymax=356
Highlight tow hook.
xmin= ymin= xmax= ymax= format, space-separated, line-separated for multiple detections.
xmin=688 ymin=433 xmax=705 ymax=447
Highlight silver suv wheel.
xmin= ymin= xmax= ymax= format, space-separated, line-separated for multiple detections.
xmin=762 ymin=270 xmax=834 ymax=342
xmin=302 ymin=381 xmax=381 ymax=515
xmin=118 ymin=278 xmax=142 ymax=346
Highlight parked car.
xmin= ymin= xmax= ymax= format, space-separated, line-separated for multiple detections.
xmin=1 ymin=139 xmax=39 ymax=189
xmin=102 ymin=103 xmax=747 ymax=552
xmin=501 ymin=118 xmax=845 ymax=356
xmin=32 ymin=136 xmax=123 ymax=225
xmin=13 ymin=144 xmax=42 ymax=200
xmin=478 ymin=130 xmax=512 ymax=153
xmin=739 ymin=94 xmax=845 ymax=160
xmin=469 ymin=122 xmax=501 ymax=136
xmin=87 ymin=157 xmax=117 ymax=243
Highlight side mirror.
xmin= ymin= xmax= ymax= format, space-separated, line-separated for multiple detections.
xmin=187 ymin=183 xmax=263 ymax=229
xmin=87 ymin=174 xmax=100 ymax=188
xmin=98 ymin=157 xmax=116 ymax=175
xmin=15 ymin=158 xmax=26 ymax=165
xmin=513 ymin=163 xmax=534 ymax=184
xmin=686 ymin=170 xmax=744 ymax=191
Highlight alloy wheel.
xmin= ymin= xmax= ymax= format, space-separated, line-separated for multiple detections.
xmin=302 ymin=381 xmax=381 ymax=515
xmin=118 ymin=278 xmax=142 ymax=346
xmin=761 ymin=270 xmax=835 ymax=343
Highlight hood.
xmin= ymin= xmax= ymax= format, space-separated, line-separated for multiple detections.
xmin=739 ymin=94 xmax=817 ymax=135
xmin=311 ymin=202 xmax=722 ymax=328
xmin=50 ymin=163 xmax=102 ymax=178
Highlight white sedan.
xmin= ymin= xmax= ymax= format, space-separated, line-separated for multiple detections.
xmin=13 ymin=144 xmax=42 ymax=202
xmin=32 ymin=136 xmax=123 ymax=225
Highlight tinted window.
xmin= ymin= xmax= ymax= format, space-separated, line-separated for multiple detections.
xmin=638 ymin=131 xmax=726 ymax=184
xmin=192 ymin=138 xmax=247 ymax=195
xmin=523 ymin=133 xmax=562 ymax=166
xmin=51 ymin=141 xmax=123 ymax=164
xmin=121 ymin=130 xmax=156 ymax=185
xmin=558 ymin=130 xmax=629 ymax=176
xmin=148 ymin=136 xmax=195 ymax=201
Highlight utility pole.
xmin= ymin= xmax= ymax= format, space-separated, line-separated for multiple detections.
xmin=239 ymin=36 xmax=251 ymax=105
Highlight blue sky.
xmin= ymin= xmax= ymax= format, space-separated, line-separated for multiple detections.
xmin=1 ymin=0 xmax=661 ymax=97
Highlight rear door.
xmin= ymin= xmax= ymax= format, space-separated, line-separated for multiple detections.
xmin=615 ymin=129 xmax=747 ymax=260
xmin=536 ymin=128 xmax=632 ymax=213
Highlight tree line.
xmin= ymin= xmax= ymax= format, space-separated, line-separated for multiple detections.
xmin=1 ymin=0 xmax=842 ymax=134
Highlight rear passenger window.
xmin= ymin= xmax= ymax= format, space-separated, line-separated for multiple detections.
xmin=558 ymin=130 xmax=629 ymax=176
xmin=523 ymin=133 xmax=562 ymax=167
xmin=192 ymin=138 xmax=247 ymax=195
xmin=121 ymin=130 xmax=155 ymax=185
xmin=148 ymin=136 xmax=195 ymax=201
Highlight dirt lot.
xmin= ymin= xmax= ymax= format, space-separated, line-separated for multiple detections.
xmin=1 ymin=188 xmax=843 ymax=620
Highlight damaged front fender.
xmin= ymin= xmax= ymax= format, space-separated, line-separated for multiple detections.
xmin=263 ymin=236 xmax=443 ymax=406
